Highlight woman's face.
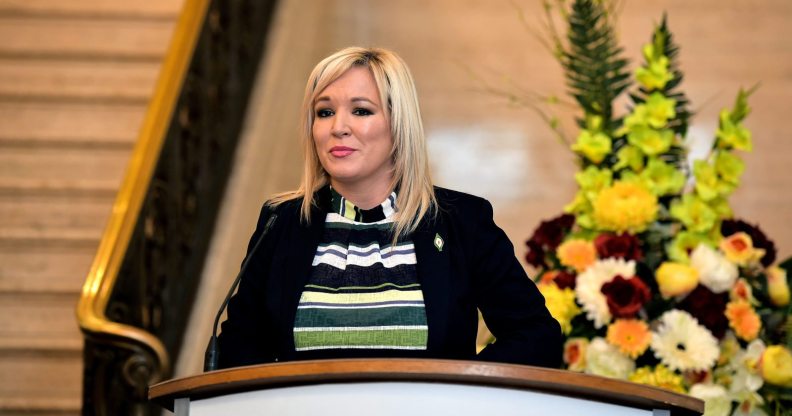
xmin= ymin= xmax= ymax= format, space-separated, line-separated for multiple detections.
xmin=312 ymin=66 xmax=394 ymax=192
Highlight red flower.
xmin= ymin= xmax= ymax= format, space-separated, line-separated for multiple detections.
xmin=600 ymin=275 xmax=651 ymax=318
xmin=679 ymin=285 xmax=728 ymax=339
xmin=594 ymin=233 xmax=643 ymax=261
xmin=554 ymin=270 xmax=577 ymax=290
xmin=525 ymin=214 xmax=576 ymax=268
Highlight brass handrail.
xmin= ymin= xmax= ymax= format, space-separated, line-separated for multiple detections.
xmin=76 ymin=0 xmax=210 ymax=376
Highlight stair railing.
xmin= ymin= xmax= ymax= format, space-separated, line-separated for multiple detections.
xmin=76 ymin=0 xmax=276 ymax=414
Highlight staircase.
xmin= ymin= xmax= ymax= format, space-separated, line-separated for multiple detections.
xmin=0 ymin=1 xmax=183 ymax=413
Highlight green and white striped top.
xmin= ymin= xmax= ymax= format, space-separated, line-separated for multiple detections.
xmin=293 ymin=188 xmax=428 ymax=352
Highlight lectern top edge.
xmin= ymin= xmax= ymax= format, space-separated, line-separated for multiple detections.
xmin=149 ymin=358 xmax=704 ymax=415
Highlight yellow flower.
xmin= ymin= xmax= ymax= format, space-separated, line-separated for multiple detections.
xmin=714 ymin=151 xmax=745 ymax=186
xmin=607 ymin=319 xmax=652 ymax=359
xmin=557 ymin=239 xmax=597 ymax=272
xmin=593 ymin=181 xmax=658 ymax=233
xmin=572 ymin=130 xmax=612 ymax=164
xmin=760 ymin=345 xmax=792 ymax=387
xmin=766 ymin=266 xmax=790 ymax=307
xmin=655 ymin=262 xmax=699 ymax=298
xmin=564 ymin=338 xmax=589 ymax=372
xmin=629 ymin=365 xmax=686 ymax=394
xmin=537 ymin=282 xmax=581 ymax=335
xmin=719 ymin=232 xmax=765 ymax=267
xmin=725 ymin=300 xmax=761 ymax=342
xmin=730 ymin=278 xmax=755 ymax=304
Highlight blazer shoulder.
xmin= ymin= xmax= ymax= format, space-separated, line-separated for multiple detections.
xmin=433 ymin=186 xmax=489 ymax=215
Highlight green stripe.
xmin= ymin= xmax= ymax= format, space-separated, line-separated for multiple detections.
xmin=304 ymin=283 xmax=421 ymax=292
xmin=294 ymin=329 xmax=428 ymax=348
xmin=295 ymin=307 xmax=427 ymax=328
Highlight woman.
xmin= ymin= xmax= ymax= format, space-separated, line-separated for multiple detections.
xmin=217 ymin=47 xmax=562 ymax=368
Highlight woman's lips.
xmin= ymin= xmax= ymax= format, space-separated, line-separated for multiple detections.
xmin=330 ymin=146 xmax=355 ymax=157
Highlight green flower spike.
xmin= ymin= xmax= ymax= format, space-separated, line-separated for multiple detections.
xmin=670 ymin=193 xmax=719 ymax=234
xmin=693 ymin=160 xmax=734 ymax=201
xmin=627 ymin=126 xmax=674 ymax=156
xmin=716 ymin=109 xmax=753 ymax=151
xmin=635 ymin=43 xmax=672 ymax=91
xmin=575 ymin=165 xmax=613 ymax=197
xmin=667 ymin=231 xmax=712 ymax=264
xmin=614 ymin=145 xmax=645 ymax=172
xmin=571 ymin=129 xmax=612 ymax=164
xmin=644 ymin=92 xmax=677 ymax=128
xmin=714 ymin=151 xmax=745 ymax=186
xmin=641 ymin=158 xmax=686 ymax=196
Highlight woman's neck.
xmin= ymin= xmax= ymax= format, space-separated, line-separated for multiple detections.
xmin=330 ymin=178 xmax=393 ymax=210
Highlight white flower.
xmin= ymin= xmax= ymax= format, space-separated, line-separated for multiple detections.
xmin=689 ymin=383 xmax=731 ymax=416
xmin=729 ymin=339 xmax=765 ymax=395
xmin=650 ymin=309 xmax=719 ymax=372
xmin=690 ymin=244 xmax=738 ymax=294
xmin=575 ymin=258 xmax=636 ymax=328
xmin=585 ymin=337 xmax=635 ymax=379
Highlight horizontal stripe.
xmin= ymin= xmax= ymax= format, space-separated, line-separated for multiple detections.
xmin=295 ymin=345 xmax=426 ymax=351
xmin=312 ymin=250 xmax=416 ymax=270
xmin=327 ymin=212 xmax=393 ymax=225
xmin=294 ymin=307 xmax=427 ymax=327
xmin=324 ymin=221 xmax=393 ymax=231
xmin=294 ymin=329 xmax=428 ymax=349
xmin=304 ymin=283 xmax=421 ymax=292
xmin=307 ymin=264 xmax=420 ymax=288
xmin=299 ymin=289 xmax=423 ymax=304
xmin=298 ymin=302 xmax=425 ymax=309
xmin=294 ymin=325 xmax=428 ymax=332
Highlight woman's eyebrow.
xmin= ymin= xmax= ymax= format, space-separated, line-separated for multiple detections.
xmin=351 ymin=97 xmax=377 ymax=105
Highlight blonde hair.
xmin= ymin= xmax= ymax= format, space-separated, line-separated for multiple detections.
xmin=270 ymin=46 xmax=436 ymax=241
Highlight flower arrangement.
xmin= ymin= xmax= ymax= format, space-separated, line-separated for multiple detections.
xmin=520 ymin=1 xmax=792 ymax=414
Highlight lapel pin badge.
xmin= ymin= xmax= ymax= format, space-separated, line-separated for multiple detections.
xmin=433 ymin=233 xmax=444 ymax=252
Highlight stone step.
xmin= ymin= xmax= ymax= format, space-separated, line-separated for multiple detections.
xmin=0 ymin=191 xmax=113 ymax=236
xmin=0 ymin=16 xmax=174 ymax=60
xmin=0 ymin=0 xmax=182 ymax=19
xmin=0 ymin=292 xmax=83 ymax=350
xmin=0 ymin=101 xmax=144 ymax=146
xmin=0 ymin=58 xmax=160 ymax=103
xmin=0 ymin=242 xmax=96 ymax=293
xmin=0 ymin=145 xmax=128 ymax=187
xmin=0 ymin=350 xmax=82 ymax=414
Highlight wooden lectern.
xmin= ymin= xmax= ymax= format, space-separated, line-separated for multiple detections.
xmin=149 ymin=359 xmax=704 ymax=416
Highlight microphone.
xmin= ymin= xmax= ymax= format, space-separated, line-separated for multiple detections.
xmin=204 ymin=212 xmax=278 ymax=372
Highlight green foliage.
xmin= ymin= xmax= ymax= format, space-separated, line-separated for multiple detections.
xmin=562 ymin=0 xmax=631 ymax=134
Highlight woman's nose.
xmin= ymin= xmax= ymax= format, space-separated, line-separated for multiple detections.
xmin=331 ymin=113 xmax=351 ymax=137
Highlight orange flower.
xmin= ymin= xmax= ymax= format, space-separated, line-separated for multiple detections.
xmin=557 ymin=239 xmax=597 ymax=272
xmin=563 ymin=338 xmax=589 ymax=372
xmin=730 ymin=278 xmax=754 ymax=303
xmin=725 ymin=300 xmax=761 ymax=341
xmin=606 ymin=319 xmax=652 ymax=358
xmin=719 ymin=232 xmax=765 ymax=266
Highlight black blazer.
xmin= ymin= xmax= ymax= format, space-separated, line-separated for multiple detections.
xmin=217 ymin=186 xmax=562 ymax=368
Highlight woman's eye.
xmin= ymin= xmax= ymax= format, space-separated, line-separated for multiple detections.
xmin=353 ymin=108 xmax=373 ymax=116
xmin=316 ymin=109 xmax=333 ymax=118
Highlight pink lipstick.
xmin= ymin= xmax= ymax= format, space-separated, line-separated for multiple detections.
xmin=330 ymin=146 xmax=355 ymax=157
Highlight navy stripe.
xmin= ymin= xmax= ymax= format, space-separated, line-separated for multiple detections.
xmin=299 ymin=300 xmax=425 ymax=308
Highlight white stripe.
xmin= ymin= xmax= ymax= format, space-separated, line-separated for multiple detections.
xmin=294 ymin=325 xmax=428 ymax=332
xmin=326 ymin=212 xmax=393 ymax=225
xmin=295 ymin=345 xmax=426 ymax=351
xmin=297 ymin=303 xmax=425 ymax=309
xmin=312 ymin=243 xmax=417 ymax=270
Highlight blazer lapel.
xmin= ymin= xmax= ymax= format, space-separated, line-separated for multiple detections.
xmin=413 ymin=214 xmax=452 ymax=354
